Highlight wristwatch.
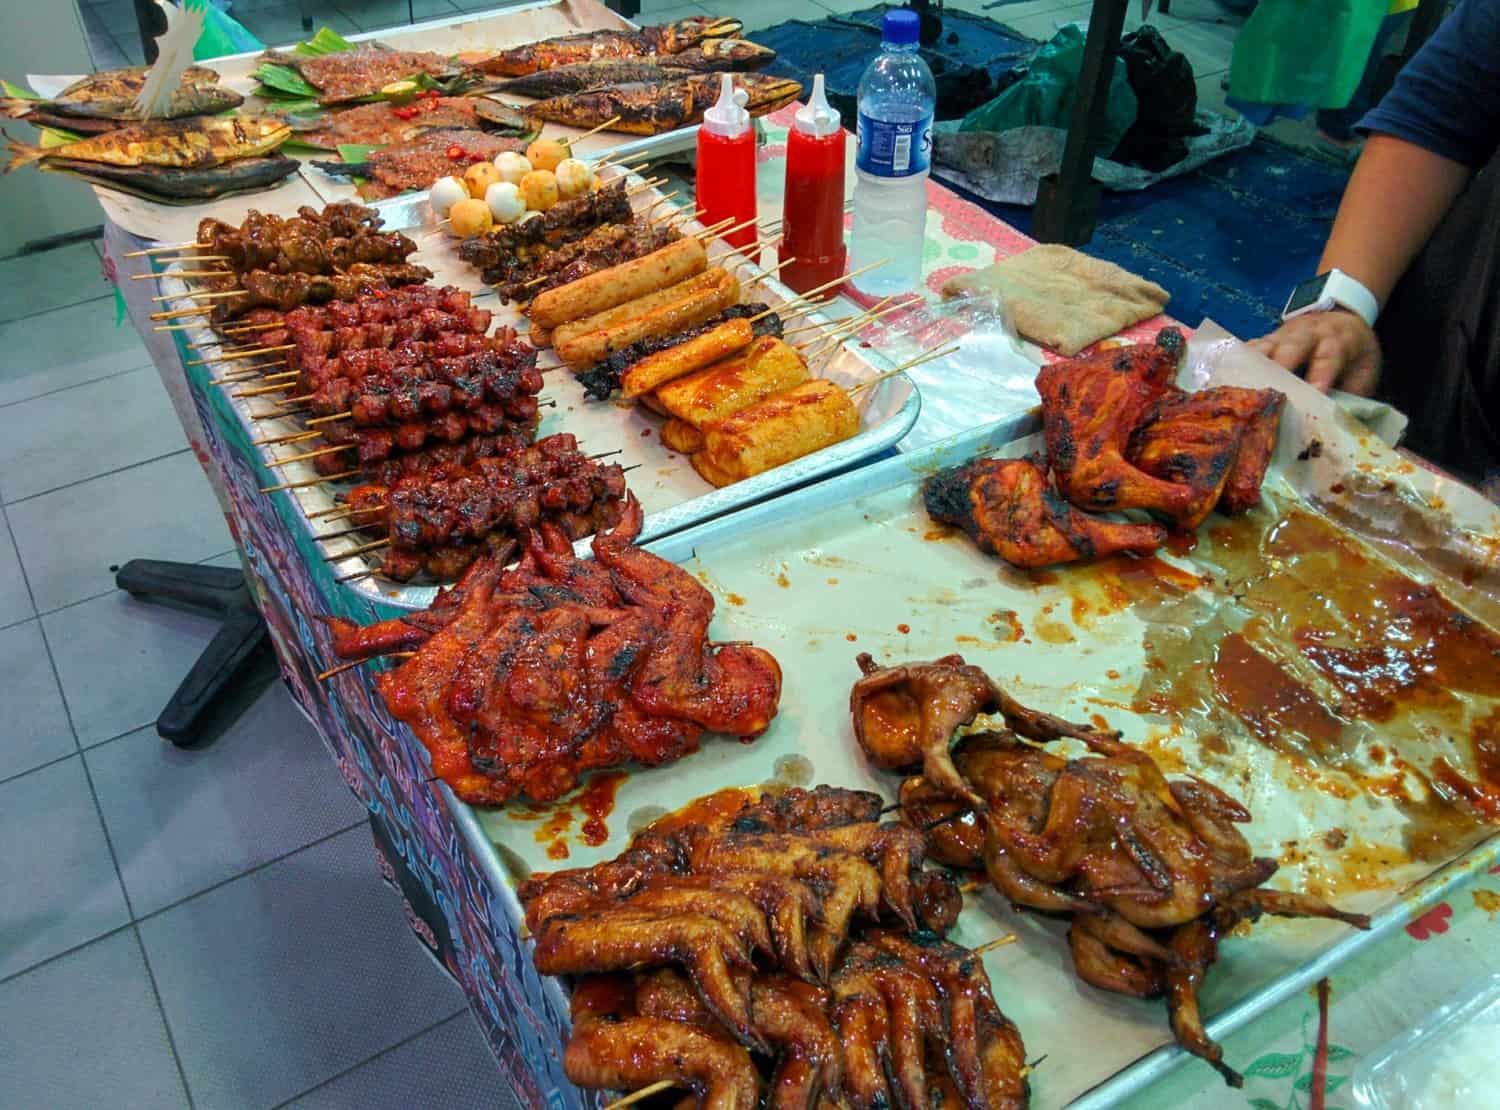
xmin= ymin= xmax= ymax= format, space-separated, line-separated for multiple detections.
xmin=1281 ymin=269 xmax=1379 ymax=328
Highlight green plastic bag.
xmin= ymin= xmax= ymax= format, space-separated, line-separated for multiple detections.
xmin=958 ymin=23 xmax=1138 ymax=157
xmin=1228 ymin=0 xmax=1387 ymax=110
xmin=194 ymin=5 xmax=264 ymax=61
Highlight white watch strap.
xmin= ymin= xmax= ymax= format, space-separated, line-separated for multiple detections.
xmin=1319 ymin=269 xmax=1379 ymax=328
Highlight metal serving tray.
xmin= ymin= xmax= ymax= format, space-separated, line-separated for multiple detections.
xmin=438 ymin=323 xmax=1500 ymax=1107
xmin=164 ymin=171 xmax=919 ymax=611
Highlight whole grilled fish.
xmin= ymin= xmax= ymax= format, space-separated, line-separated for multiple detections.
xmin=653 ymin=39 xmax=776 ymax=73
xmin=4 ymin=115 xmax=290 ymax=171
xmin=470 ymin=16 xmax=741 ymax=77
xmin=0 ymin=64 xmax=242 ymax=122
xmin=39 ymin=153 xmax=299 ymax=203
xmin=528 ymin=73 xmax=802 ymax=136
xmin=494 ymin=60 xmax=693 ymax=99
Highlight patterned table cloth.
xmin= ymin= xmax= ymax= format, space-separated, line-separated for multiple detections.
xmin=99 ymin=109 xmax=1499 ymax=1108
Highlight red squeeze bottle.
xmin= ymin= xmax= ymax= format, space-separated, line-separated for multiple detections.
xmin=696 ymin=74 xmax=759 ymax=259
xmin=781 ymin=74 xmax=847 ymax=297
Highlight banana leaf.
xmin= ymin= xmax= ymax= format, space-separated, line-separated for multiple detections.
xmin=1 ymin=79 xmax=41 ymax=100
xmin=254 ymin=62 xmax=318 ymax=99
xmin=293 ymin=27 xmax=355 ymax=57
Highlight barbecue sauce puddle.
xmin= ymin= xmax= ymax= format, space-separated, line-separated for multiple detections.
xmin=1116 ymin=499 xmax=1500 ymax=897
xmin=507 ymin=770 xmax=629 ymax=860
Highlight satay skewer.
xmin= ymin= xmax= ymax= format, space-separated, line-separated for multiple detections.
xmin=746 ymin=260 xmax=888 ymax=325
xmin=131 ymin=269 xmax=232 ymax=281
xmin=324 ymin=536 xmax=391 ymax=560
xmin=973 ymin=934 xmax=1019 ymax=956
xmin=185 ymin=344 xmax=293 ymax=367
xmin=844 ymin=343 xmax=962 ymax=394
xmin=317 ymin=652 xmax=415 ymax=681
xmin=261 ymin=469 xmax=358 ymax=493
xmin=740 ymin=256 xmax=796 ymax=285
xmin=604 ymin=1081 xmax=677 ymax=1110
xmin=558 ymin=114 xmax=622 ymax=146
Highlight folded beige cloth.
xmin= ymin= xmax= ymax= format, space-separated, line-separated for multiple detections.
xmin=941 ymin=244 xmax=1170 ymax=356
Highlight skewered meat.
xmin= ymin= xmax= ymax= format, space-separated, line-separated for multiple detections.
xmin=210 ymin=263 xmax=433 ymax=319
xmin=866 ymin=658 xmax=1368 ymax=1084
xmin=469 ymin=17 xmax=738 ymax=76
xmin=488 ymin=221 xmax=682 ymax=300
xmin=924 ymin=455 xmax=1169 ymax=569
xmin=457 ymin=179 xmax=634 ymax=271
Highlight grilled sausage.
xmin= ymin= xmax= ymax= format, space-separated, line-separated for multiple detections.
xmin=621 ymin=317 xmax=756 ymax=398
xmin=554 ymin=268 xmax=731 ymax=352
xmin=529 ymin=237 xmax=708 ymax=329
xmin=654 ymin=336 xmax=810 ymax=426
xmin=660 ymin=417 xmax=706 ymax=453
xmin=557 ymin=270 xmax=740 ymax=369
xmin=700 ymin=379 xmax=859 ymax=482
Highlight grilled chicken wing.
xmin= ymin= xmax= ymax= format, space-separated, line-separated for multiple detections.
xmin=1035 ymin=328 xmax=1201 ymax=521
xmin=565 ymin=1016 xmax=760 ymax=1110
xmin=924 ymin=455 xmax=1168 ymax=568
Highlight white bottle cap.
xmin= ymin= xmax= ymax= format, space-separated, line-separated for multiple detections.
xmin=701 ymin=73 xmax=750 ymax=138
xmin=793 ymin=73 xmax=840 ymax=138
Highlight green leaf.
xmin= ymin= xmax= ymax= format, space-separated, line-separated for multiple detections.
xmin=293 ymin=26 xmax=354 ymax=56
xmin=280 ymin=137 xmax=335 ymax=153
xmin=335 ymin=142 xmax=385 ymax=165
xmin=254 ymin=63 xmax=318 ymax=98
xmin=1244 ymin=1051 xmax=1304 ymax=1079
xmin=1325 ymin=1045 xmax=1355 ymax=1062
xmin=1 ymin=78 xmax=42 ymax=100
xmin=1248 ymin=1099 xmax=1281 ymax=1110
xmin=38 ymin=126 xmax=84 ymax=148
xmin=1293 ymin=1072 xmax=1348 ymax=1094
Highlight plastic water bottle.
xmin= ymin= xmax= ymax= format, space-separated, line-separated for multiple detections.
xmin=849 ymin=8 xmax=936 ymax=298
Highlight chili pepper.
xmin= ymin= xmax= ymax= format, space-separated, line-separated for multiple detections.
xmin=446 ymin=144 xmax=465 ymax=160
xmin=393 ymin=105 xmax=419 ymax=120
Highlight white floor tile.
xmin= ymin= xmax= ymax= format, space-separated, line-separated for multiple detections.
xmin=0 ymin=516 xmax=33 ymax=628
xmin=993 ymin=1 xmax=1093 ymax=42
xmin=0 ymin=298 xmax=151 ymax=408
xmin=140 ymin=826 xmax=465 ymax=1110
xmin=0 ymin=243 xmax=113 ymax=327
xmin=87 ymin=684 xmax=365 ymax=917
xmin=0 ymin=756 xmax=129 ymax=979
xmin=8 ymin=451 xmax=232 ymax=613
xmin=0 ymin=621 xmax=74 ymax=782
xmin=0 ymin=368 xmax=186 ymax=504
xmin=0 ymin=928 xmax=190 ymax=1110
xmin=43 ymin=588 xmax=220 ymax=747
xmin=287 ymin=1012 xmax=516 ymax=1110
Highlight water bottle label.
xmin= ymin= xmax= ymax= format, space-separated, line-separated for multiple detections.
xmin=855 ymin=112 xmax=932 ymax=178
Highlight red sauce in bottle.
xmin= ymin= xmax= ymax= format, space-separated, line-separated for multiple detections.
xmin=696 ymin=75 xmax=759 ymax=261
xmin=781 ymin=74 xmax=847 ymax=297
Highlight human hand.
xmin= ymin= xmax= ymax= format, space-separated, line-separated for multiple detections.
xmin=1246 ymin=310 xmax=1382 ymax=396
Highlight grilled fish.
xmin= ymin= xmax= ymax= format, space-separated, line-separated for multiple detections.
xmin=470 ymin=16 xmax=741 ymax=77
xmin=0 ymin=65 xmax=242 ymax=122
xmin=493 ymin=60 xmax=694 ymax=99
xmin=651 ymin=39 xmax=776 ymax=72
xmin=263 ymin=47 xmax=456 ymax=105
xmin=528 ymin=73 xmax=802 ymax=136
xmin=39 ymin=153 xmax=299 ymax=203
xmin=290 ymin=96 xmax=539 ymax=149
xmin=4 ymin=115 xmax=290 ymax=171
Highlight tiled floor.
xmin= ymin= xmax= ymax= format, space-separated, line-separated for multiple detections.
xmin=0 ymin=245 xmax=513 ymax=1109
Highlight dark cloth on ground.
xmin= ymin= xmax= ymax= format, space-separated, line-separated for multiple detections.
xmin=1359 ymin=0 xmax=1500 ymax=168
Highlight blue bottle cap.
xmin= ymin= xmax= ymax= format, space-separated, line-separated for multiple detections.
xmin=882 ymin=8 xmax=920 ymax=44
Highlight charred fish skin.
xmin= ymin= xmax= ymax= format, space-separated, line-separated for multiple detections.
xmin=4 ymin=114 xmax=291 ymax=172
xmin=0 ymin=65 xmax=239 ymax=122
xmin=39 ymin=154 xmax=300 ymax=203
xmin=493 ymin=60 xmax=694 ymax=99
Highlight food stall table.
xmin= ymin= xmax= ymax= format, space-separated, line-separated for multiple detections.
xmin=96 ymin=95 xmax=1500 ymax=1110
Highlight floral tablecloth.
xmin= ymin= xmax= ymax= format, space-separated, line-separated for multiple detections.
xmin=99 ymin=107 xmax=1499 ymax=1109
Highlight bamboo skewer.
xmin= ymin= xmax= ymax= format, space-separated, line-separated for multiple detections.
xmin=317 ymin=651 xmax=415 ymax=681
xmin=185 ymin=344 xmax=293 ymax=367
xmin=973 ymin=934 xmax=1018 ymax=956
xmin=560 ymin=115 xmax=623 ymax=146
xmin=150 ymin=306 xmax=211 ymax=320
xmin=124 ymin=242 xmax=199 ymax=257
xmin=325 ymin=536 xmax=391 ymax=560
xmin=845 ymin=343 xmax=962 ymax=394
xmin=604 ymin=1080 xmax=677 ymax=1110
xmin=253 ymin=428 xmax=321 ymax=447
xmin=150 ymin=254 xmax=230 ymax=264
xmin=261 ymin=469 xmax=358 ymax=494
xmin=748 ymin=260 xmax=889 ymax=325
xmin=624 ymin=176 xmax=668 ymax=198
xmin=270 ymin=443 xmax=350 ymax=467
xmin=741 ymin=257 xmax=796 ymax=286
xmin=131 ymin=269 xmax=231 ymax=280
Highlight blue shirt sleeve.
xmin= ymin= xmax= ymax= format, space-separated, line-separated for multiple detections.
xmin=1359 ymin=0 xmax=1500 ymax=168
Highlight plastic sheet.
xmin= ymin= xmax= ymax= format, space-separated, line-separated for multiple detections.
xmin=843 ymin=292 xmax=1042 ymax=451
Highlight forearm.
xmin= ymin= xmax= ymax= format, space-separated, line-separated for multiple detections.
xmin=1318 ymin=133 xmax=1472 ymax=307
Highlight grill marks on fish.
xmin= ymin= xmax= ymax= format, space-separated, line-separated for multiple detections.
xmin=4 ymin=114 xmax=290 ymax=171
xmin=0 ymin=65 xmax=241 ymax=123
xmin=314 ymin=128 xmax=526 ymax=199
xmin=528 ymin=73 xmax=802 ymax=136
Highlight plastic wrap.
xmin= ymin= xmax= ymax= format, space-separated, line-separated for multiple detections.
xmin=846 ymin=292 xmax=1042 ymax=450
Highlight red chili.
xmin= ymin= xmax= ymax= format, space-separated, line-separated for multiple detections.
xmin=446 ymin=145 xmax=464 ymax=160
xmin=392 ymin=105 xmax=419 ymax=120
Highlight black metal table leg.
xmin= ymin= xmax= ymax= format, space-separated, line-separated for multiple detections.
xmin=1032 ymin=0 xmax=1130 ymax=245
xmin=115 ymin=558 xmax=273 ymax=747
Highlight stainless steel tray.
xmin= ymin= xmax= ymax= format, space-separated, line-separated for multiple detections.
xmin=442 ymin=324 xmax=1500 ymax=1107
xmin=166 ymin=172 xmax=919 ymax=611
